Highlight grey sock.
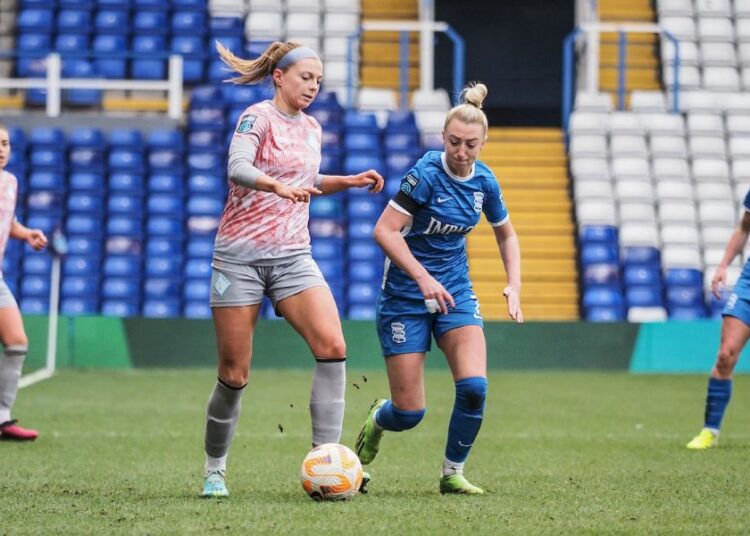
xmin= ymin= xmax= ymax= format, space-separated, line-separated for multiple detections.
xmin=204 ymin=378 xmax=245 ymax=458
xmin=0 ymin=345 xmax=28 ymax=424
xmin=309 ymin=359 xmax=346 ymax=446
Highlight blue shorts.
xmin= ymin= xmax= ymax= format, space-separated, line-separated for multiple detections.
xmin=723 ymin=291 xmax=750 ymax=327
xmin=376 ymin=288 xmax=483 ymax=356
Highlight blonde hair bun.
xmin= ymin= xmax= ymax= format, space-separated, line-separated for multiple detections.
xmin=461 ymin=82 xmax=488 ymax=109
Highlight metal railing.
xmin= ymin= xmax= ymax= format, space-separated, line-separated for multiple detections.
xmin=346 ymin=20 xmax=465 ymax=109
xmin=562 ymin=22 xmax=681 ymax=134
xmin=0 ymin=51 xmax=184 ymax=119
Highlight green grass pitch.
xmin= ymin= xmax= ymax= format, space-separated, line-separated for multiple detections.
xmin=2 ymin=369 xmax=749 ymax=534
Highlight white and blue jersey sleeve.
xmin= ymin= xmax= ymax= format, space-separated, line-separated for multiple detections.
xmin=383 ymin=151 xmax=510 ymax=300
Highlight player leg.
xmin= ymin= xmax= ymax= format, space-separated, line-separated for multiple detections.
xmin=0 ymin=296 xmax=36 ymax=441
xmin=687 ymin=312 xmax=750 ymax=449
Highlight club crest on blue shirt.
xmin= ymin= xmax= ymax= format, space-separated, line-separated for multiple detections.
xmin=400 ymin=173 xmax=420 ymax=195
xmin=473 ymin=192 xmax=484 ymax=213
xmin=236 ymin=114 xmax=257 ymax=134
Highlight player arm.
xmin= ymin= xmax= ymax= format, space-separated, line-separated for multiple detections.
xmin=374 ymin=203 xmax=455 ymax=313
xmin=711 ymin=210 xmax=750 ymax=299
xmin=492 ymin=220 xmax=523 ymax=322
xmin=10 ymin=220 xmax=47 ymax=251
xmin=316 ymin=170 xmax=384 ymax=195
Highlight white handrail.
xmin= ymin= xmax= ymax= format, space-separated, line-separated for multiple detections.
xmin=0 ymin=53 xmax=184 ymax=119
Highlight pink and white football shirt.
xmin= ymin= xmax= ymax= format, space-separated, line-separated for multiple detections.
xmin=214 ymin=100 xmax=322 ymax=265
xmin=0 ymin=170 xmax=17 ymax=277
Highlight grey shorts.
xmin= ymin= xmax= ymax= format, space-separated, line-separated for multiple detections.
xmin=0 ymin=278 xmax=18 ymax=309
xmin=210 ymin=254 xmax=329 ymax=309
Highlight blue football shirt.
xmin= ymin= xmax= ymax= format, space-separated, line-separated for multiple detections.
xmin=383 ymin=151 xmax=509 ymax=299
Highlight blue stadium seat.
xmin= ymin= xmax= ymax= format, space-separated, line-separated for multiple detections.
xmin=134 ymin=0 xmax=170 ymax=10
xmin=148 ymin=175 xmax=184 ymax=195
xmin=344 ymin=111 xmax=379 ymax=134
xmin=585 ymin=306 xmax=624 ymax=322
xmin=315 ymin=259 xmax=344 ymax=282
xmin=21 ymin=61 xmax=48 ymax=102
xmin=69 ymin=148 xmax=104 ymax=172
xmin=187 ymin=196 xmax=224 ymax=216
xmin=344 ymin=155 xmax=384 ymax=176
xmin=184 ymin=237 xmax=213 ymax=260
xmin=93 ymin=35 xmax=128 ymax=78
xmin=582 ymin=286 xmax=624 ymax=311
xmin=580 ymin=244 xmax=618 ymax=266
xmin=104 ymin=256 xmax=142 ymax=277
xmin=26 ymin=214 xmax=58 ymax=235
xmin=625 ymin=286 xmax=664 ymax=308
xmin=622 ymin=246 xmax=660 ymax=269
xmin=62 ymin=60 xmax=101 ymax=106
xmin=189 ymin=107 xmax=226 ymax=131
xmin=221 ymin=84 xmax=262 ymax=106
xmin=311 ymin=237 xmax=344 ymax=260
xmin=2 ymin=258 xmax=19 ymax=277
xmin=321 ymin=128 xmax=342 ymax=149
xmin=20 ymin=298 xmax=49 ymax=314
xmin=349 ymin=260 xmax=380 ymax=282
xmin=581 ymin=225 xmax=619 ymax=246
xmin=188 ymin=131 xmax=224 ymax=151
xmin=347 ymin=282 xmax=379 ymax=305
xmin=309 ymin=218 xmax=343 ymax=238
xmin=66 ymin=236 xmax=101 ymax=256
xmin=69 ymin=172 xmax=102 ymax=191
xmin=386 ymin=110 xmax=418 ymax=133
xmin=665 ymin=268 xmax=703 ymax=288
xmin=348 ymin=304 xmax=377 ymax=320
xmin=132 ymin=36 xmax=167 ymax=79
xmin=62 ymin=255 xmax=100 ymax=277
xmin=109 ymin=172 xmax=145 ymax=193
xmin=108 ymin=195 xmax=143 ymax=215
xmin=148 ymin=129 xmax=184 ymax=151
xmin=344 ymin=133 xmax=381 ymax=154
xmin=107 ymin=216 xmax=143 ymax=237
xmin=109 ymin=129 xmax=144 ymax=150
xmin=143 ymin=299 xmax=181 ymax=318
xmin=148 ymin=150 xmax=184 ymax=174
xmin=384 ymin=132 xmax=420 ymax=152
xmin=105 ymin=236 xmax=142 ymax=256
xmin=66 ymin=215 xmax=102 ymax=236
xmin=62 ymin=276 xmax=100 ymax=298
xmin=213 ymin=35 xmax=242 ymax=53
xmin=109 ymin=150 xmax=145 ymax=174
xmin=184 ymin=300 xmax=211 ymax=318
xmin=21 ymin=275 xmax=50 ymax=297
xmin=28 ymin=171 xmax=64 ymax=191
xmin=348 ymin=220 xmax=375 ymax=240
xmin=320 ymin=152 xmax=342 ymax=175
xmin=147 ymin=216 xmax=184 ymax=236
xmin=188 ymin=174 xmax=224 ymax=194
xmin=144 ymin=277 xmax=180 ymax=299
xmin=102 ymin=277 xmax=141 ymax=300
xmin=56 ymin=34 xmax=88 ymax=53
xmin=171 ymin=36 xmax=206 ymax=83
xmin=69 ymin=128 xmax=104 ymax=149
xmin=30 ymin=127 xmax=65 ymax=149
xmin=17 ymin=9 xmax=54 ymax=32
xmin=17 ymin=33 xmax=51 ymax=53
xmin=145 ymin=256 xmax=182 ymax=277
xmin=183 ymin=279 xmax=210 ymax=301
xmin=61 ymin=298 xmax=98 ymax=315
xmin=385 ymin=153 xmax=417 ymax=177
xmin=23 ymin=254 xmax=52 ymax=275
xmin=172 ymin=11 xmax=206 ymax=35
xmin=210 ymin=16 xmax=242 ymax=36
xmin=57 ymin=10 xmax=91 ymax=33
xmin=669 ymin=306 xmax=707 ymax=320
xmin=5 ymin=152 xmax=27 ymax=175
xmin=308 ymin=108 xmax=341 ymax=129
xmin=190 ymin=85 xmax=222 ymax=107
xmin=186 ymin=215 xmax=220 ymax=235
xmin=101 ymin=300 xmax=140 ymax=317
xmin=623 ymin=266 xmax=662 ymax=288
xmin=147 ymin=194 xmax=184 ymax=216
xmin=582 ymin=263 xmax=619 ymax=286
xmin=348 ymin=240 xmax=381 ymax=262
xmin=146 ymin=238 xmax=182 ymax=257
xmin=347 ymin=198 xmax=382 ymax=221
xmin=666 ymin=286 xmax=705 ymax=308
xmin=188 ymin=152 xmax=223 ymax=172
xmin=134 ymin=11 xmax=168 ymax=34
xmin=184 ymin=258 xmax=211 ymax=279
xmin=27 ymin=191 xmax=64 ymax=212
xmin=310 ymin=197 xmax=343 ymax=219
xmin=95 ymin=10 xmax=130 ymax=35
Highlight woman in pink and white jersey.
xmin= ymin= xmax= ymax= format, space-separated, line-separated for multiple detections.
xmin=0 ymin=123 xmax=48 ymax=441
xmin=200 ymin=42 xmax=383 ymax=497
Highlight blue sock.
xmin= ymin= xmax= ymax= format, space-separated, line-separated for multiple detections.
xmin=704 ymin=377 xmax=732 ymax=431
xmin=445 ymin=377 xmax=487 ymax=463
xmin=374 ymin=400 xmax=425 ymax=432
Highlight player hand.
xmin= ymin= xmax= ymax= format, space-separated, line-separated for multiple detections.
xmin=350 ymin=170 xmax=384 ymax=193
xmin=274 ymin=183 xmax=321 ymax=203
xmin=26 ymin=229 xmax=48 ymax=251
xmin=417 ymin=275 xmax=455 ymax=315
xmin=503 ymin=286 xmax=524 ymax=324
xmin=711 ymin=265 xmax=728 ymax=299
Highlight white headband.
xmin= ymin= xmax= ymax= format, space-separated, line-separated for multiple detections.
xmin=276 ymin=47 xmax=320 ymax=70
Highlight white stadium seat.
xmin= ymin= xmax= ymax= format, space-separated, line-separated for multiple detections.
xmin=693 ymin=159 xmax=731 ymax=182
xmin=324 ymin=0 xmax=362 ymax=13
xmin=245 ymin=12 xmax=284 ymax=40
xmin=736 ymin=0 xmax=750 ymax=18
xmin=627 ymin=306 xmax=668 ymax=322
xmin=695 ymin=0 xmax=732 ymax=18
xmin=655 ymin=180 xmax=694 ymax=202
xmin=662 ymin=245 xmax=703 ymax=269
xmin=574 ymin=180 xmax=615 ymax=200
xmin=689 ymin=135 xmax=727 ymax=159
xmin=736 ymin=19 xmax=750 ymax=41
xmin=619 ymin=202 xmax=658 ymax=223
xmin=610 ymin=135 xmax=649 ymax=158
xmin=699 ymin=201 xmax=737 ymax=225
xmin=697 ymin=18 xmax=735 ymax=42
xmin=608 ymin=112 xmax=645 ymax=134
xmin=661 ymin=17 xmax=697 ymax=41
xmin=287 ymin=0 xmax=322 ymax=12
xmin=732 ymin=159 xmax=750 ymax=181
xmin=411 ymin=89 xmax=451 ymax=111
xmin=650 ymin=135 xmax=688 ymax=159
xmin=700 ymin=42 xmax=737 ymax=67
xmin=248 ymin=0 xmax=284 ymax=10
xmin=659 ymin=200 xmax=698 ymax=223
xmin=638 ymin=113 xmax=685 ymax=135
xmin=658 ymin=0 xmax=694 ymax=17
xmin=570 ymin=158 xmax=611 ymax=181
xmin=702 ymin=225 xmax=734 ymax=246
xmin=569 ymin=135 xmax=607 ymax=158
xmin=323 ymin=60 xmax=351 ymax=87
xmin=415 ymin=110 xmax=445 ymax=134
xmin=703 ymin=67 xmax=741 ymax=91
xmin=687 ymin=113 xmax=725 ymax=136
xmin=652 ymin=158 xmax=691 ymax=180
xmin=662 ymin=40 xmax=699 ymax=67
xmin=611 ymin=157 xmax=651 ymax=181
xmin=574 ymin=92 xmax=614 ymax=112
xmin=661 ymin=224 xmax=700 ymax=246
xmin=323 ymin=13 xmax=360 ymax=37
xmin=630 ymin=91 xmax=668 ymax=112
xmin=620 ymin=223 xmax=660 ymax=248
xmin=286 ymin=13 xmax=321 ymax=37
xmin=569 ymin=112 xmax=609 ymax=135
xmin=357 ymin=87 xmax=397 ymax=112
xmin=734 ymin=181 xmax=750 ymax=202
xmin=675 ymin=91 xmax=721 ymax=113
xmin=726 ymin=114 xmax=750 ymax=136
xmin=695 ymin=181 xmax=733 ymax=201
xmin=616 ymin=180 xmax=655 ymax=203
xmin=577 ymin=199 xmax=617 ymax=226
xmin=323 ymin=36 xmax=358 ymax=61
xmin=664 ymin=65 xmax=701 ymax=90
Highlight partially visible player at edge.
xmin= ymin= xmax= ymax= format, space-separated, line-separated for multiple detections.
xmin=0 ymin=123 xmax=48 ymax=441
xmin=200 ymin=42 xmax=383 ymax=497
xmin=355 ymin=82 xmax=522 ymax=494
xmin=687 ymin=188 xmax=750 ymax=449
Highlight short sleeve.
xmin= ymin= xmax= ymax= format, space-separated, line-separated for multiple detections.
xmin=744 ymin=188 xmax=750 ymax=212
xmin=391 ymin=159 xmax=432 ymax=215
xmin=483 ymin=177 xmax=509 ymax=226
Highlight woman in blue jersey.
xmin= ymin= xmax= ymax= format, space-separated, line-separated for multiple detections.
xmin=687 ymin=189 xmax=750 ymax=449
xmin=355 ymin=83 xmax=523 ymax=494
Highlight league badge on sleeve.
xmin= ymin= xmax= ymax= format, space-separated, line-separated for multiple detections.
xmin=400 ymin=173 xmax=420 ymax=195
xmin=236 ymin=114 xmax=257 ymax=134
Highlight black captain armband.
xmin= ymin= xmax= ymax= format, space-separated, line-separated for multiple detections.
xmin=393 ymin=191 xmax=421 ymax=214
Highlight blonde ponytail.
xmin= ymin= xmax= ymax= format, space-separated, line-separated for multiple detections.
xmin=444 ymin=82 xmax=489 ymax=135
xmin=215 ymin=41 xmax=302 ymax=85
